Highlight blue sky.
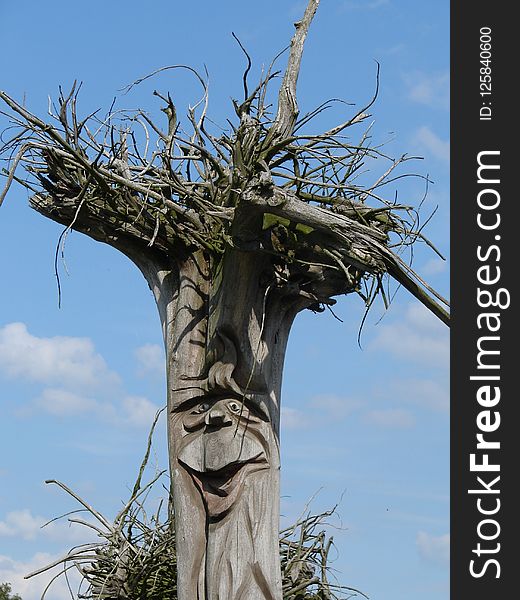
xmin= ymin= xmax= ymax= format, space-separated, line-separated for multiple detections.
xmin=0 ymin=1 xmax=449 ymax=599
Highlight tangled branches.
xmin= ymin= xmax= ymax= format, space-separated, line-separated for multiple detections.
xmin=0 ymin=0 xmax=449 ymax=324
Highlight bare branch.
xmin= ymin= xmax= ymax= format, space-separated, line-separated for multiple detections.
xmin=267 ymin=0 xmax=320 ymax=142
xmin=243 ymin=182 xmax=449 ymax=325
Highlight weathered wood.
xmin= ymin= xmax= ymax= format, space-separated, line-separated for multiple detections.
xmin=268 ymin=0 xmax=320 ymax=143
xmin=135 ymin=248 xmax=308 ymax=600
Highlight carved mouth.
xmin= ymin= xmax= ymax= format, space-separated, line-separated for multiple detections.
xmin=199 ymin=462 xmax=245 ymax=494
xmin=181 ymin=456 xmax=268 ymax=519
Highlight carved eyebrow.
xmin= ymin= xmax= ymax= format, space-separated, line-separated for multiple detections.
xmin=173 ymin=395 xmax=214 ymax=413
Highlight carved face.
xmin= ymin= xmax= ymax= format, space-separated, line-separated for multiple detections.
xmin=176 ymin=396 xmax=271 ymax=518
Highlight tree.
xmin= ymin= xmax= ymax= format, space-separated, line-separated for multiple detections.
xmin=0 ymin=1 xmax=449 ymax=598
xmin=0 ymin=583 xmax=22 ymax=600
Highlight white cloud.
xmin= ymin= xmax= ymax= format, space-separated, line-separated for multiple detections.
xmin=34 ymin=388 xmax=102 ymax=417
xmin=282 ymin=395 xmax=362 ymax=430
xmin=0 ymin=322 xmax=119 ymax=388
xmin=0 ymin=510 xmax=45 ymax=541
xmin=404 ymin=70 xmax=449 ymax=110
xmin=392 ymin=378 xmax=449 ymax=413
xmin=406 ymin=302 xmax=447 ymax=333
xmin=0 ymin=324 xmax=161 ymax=428
xmin=29 ymin=387 xmax=117 ymax=422
xmin=370 ymin=303 xmax=449 ymax=369
xmin=308 ymin=395 xmax=362 ymax=420
xmin=135 ymin=343 xmax=165 ymax=377
xmin=0 ymin=509 xmax=97 ymax=544
xmin=420 ymin=257 xmax=448 ymax=277
xmin=122 ymin=395 xmax=161 ymax=427
xmin=373 ymin=322 xmax=447 ymax=365
xmin=30 ymin=389 xmax=159 ymax=428
xmin=413 ymin=126 xmax=449 ymax=163
xmin=384 ymin=43 xmax=406 ymax=56
xmin=0 ymin=552 xmax=82 ymax=600
xmin=281 ymin=406 xmax=310 ymax=430
xmin=364 ymin=408 xmax=415 ymax=428
xmin=417 ymin=531 xmax=450 ymax=565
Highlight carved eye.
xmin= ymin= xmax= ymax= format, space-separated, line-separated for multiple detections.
xmin=194 ymin=402 xmax=210 ymax=414
xmin=227 ymin=401 xmax=242 ymax=414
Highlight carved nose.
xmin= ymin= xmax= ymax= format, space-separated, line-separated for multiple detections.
xmin=205 ymin=406 xmax=232 ymax=427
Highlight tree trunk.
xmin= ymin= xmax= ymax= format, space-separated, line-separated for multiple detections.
xmin=139 ymin=247 xmax=307 ymax=600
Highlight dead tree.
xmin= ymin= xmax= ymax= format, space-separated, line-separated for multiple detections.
xmin=0 ymin=1 xmax=449 ymax=598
